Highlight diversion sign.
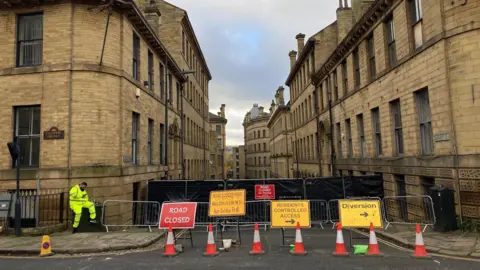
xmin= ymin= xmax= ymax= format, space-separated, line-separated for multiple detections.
xmin=338 ymin=199 xmax=383 ymax=228
xmin=270 ymin=200 xmax=311 ymax=228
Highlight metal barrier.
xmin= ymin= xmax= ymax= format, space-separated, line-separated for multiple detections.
xmin=310 ymin=200 xmax=328 ymax=229
xmin=219 ymin=200 xmax=270 ymax=228
xmin=327 ymin=197 xmax=383 ymax=229
xmin=382 ymin=195 xmax=436 ymax=232
xmin=195 ymin=202 xmax=217 ymax=227
xmin=101 ymin=200 xmax=161 ymax=232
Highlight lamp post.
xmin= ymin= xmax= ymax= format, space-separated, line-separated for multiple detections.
xmin=7 ymin=138 xmax=21 ymax=236
xmin=327 ymin=87 xmax=336 ymax=176
xmin=180 ymin=70 xmax=195 ymax=180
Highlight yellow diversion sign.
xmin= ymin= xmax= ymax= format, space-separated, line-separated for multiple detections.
xmin=208 ymin=189 xmax=246 ymax=217
xmin=270 ymin=200 xmax=311 ymax=228
xmin=338 ymin=200 xmax=383 ymax=228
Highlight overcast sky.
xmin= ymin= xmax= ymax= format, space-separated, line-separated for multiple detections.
xmin=169 ymin=0 xmax=339 ymax=146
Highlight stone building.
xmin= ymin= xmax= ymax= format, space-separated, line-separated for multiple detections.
xmin=136 ymin=0 xmax=212 ymax=180
xmin=232 ymin=146 xmax=246 ymax=179
xmin=0 ymin=0 xmax=210 ymax=215
xmin=307 ymin=0 xmax=480 ymax=218
xmin=243 ymin=104 xmax=271 ymax=179
xmin=267 ymin=87 xmax=294 ymax=178
xmin=208 ymin=105 xmax=227 ymax=179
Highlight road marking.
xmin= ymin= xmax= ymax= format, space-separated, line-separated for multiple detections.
xmin=351 ymin=229 xmax=480 ymax=262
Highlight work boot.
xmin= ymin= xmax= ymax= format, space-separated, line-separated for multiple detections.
xmin=72 ymin=227 xmax=77 ymax=234
xmin=89 ymin=219 xmax=98 ymax=224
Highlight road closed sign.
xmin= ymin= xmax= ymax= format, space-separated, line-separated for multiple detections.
xmin=159 ymin=202 xmax=197 ymax=229
xmin=338 ymin=200 xmax=383 ymax=228
xmin=270 ymin=200 xmax=311 ymax=228
xmin=209 ymin=189 xmax=246 ymax=217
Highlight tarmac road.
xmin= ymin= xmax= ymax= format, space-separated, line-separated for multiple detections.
xmin=1 ymin=227 xmax=478 ymax=269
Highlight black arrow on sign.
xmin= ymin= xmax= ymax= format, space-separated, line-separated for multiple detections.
xmin=285 ymin=219 xmax=295 ymax=224
xmin=360 ymin=212 xmax=368 ymax=218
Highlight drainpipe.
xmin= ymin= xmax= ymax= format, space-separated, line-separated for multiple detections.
xmin=67 ymin=3 xmax=75 ymax=189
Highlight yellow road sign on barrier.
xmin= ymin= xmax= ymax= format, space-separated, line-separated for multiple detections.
xmin=338 ymin=200 xmax=383 ymax=228
xmin=208 ymin=189 xmax=246 ymax=217
xmin=270 ymin=200 xmax=311 ymax=228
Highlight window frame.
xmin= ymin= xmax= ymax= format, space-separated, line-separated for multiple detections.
xmin=132 ymin=34 xmax=140 ymax=80
xmin=148 ymin=51 xmax=154 ymax=92
xmin=346 ymin=119 xmax=353 ymax=158
xmin=132 ymin=112 xmax=140 ymax=165
xmin=367 ymin=35 xmax=376 ymax=80
xmin=415 ymin=88 xmax=434 ymax=155
xmin=385 ymin=15 xmax=397 ymax=68
xmin=371 ymin=107 xmax=383 ymax=156
xmin=353 ymin=48 xmax=361 ymax=88
xmin=357 ymin=114 xmax=366 ymax=157
xmin=13 ymin=105 xmax=41 ymax=168
xmin=16 ymin=13 xmax=44 ymax=67
xmin=390 ymin=99 xmax=404 ymax=156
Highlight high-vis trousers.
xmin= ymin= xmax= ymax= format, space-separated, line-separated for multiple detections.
xmin=71 ymin=201 xmax=96 ymax=228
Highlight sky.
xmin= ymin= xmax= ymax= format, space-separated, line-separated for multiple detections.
xmin=169 ymin=0 xmax=339 ymax=146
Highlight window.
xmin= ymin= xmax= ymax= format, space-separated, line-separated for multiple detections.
xmin=336 ymin=123 xmax=342 ymax=158
xmin=210 ymin=154 xmax=215 ymax=167
xmin=264 ymin=171 xmax=268 ymax=179
xmin=148 ymin=119 xmax=153 ymax=164
xmin=176 ymin=82 xmax=181 ymax=109
xmin=217 ymin=139 xmax=222 ymax=150
xmin=182 ymin=30 xmax=185 ymax=54
xmin=17 ymin=13 xmax=43 ymax=67
xmin=390 ymin=99 xmax=404 ymax=155
xmin=263 ymin=143 xmax=267 ymax=151
xmin=14 ymin=106 xmax=40 ymax=167
xmin=341 ymin=61 xmax=348 ymax=95
xmin=333 ymin=70 xmax=339 ymax=99
xmin=367 ymin=36 xmax=376 ymax=80
xmin=148 ymin=51 xmax=153 ymax=91
xmin=346 ymin=119 xmax=353 ymax=157
xmin=409 ymin=0 xmax=423 ymax=48
xmin=416 ymin=89 xmax=433 ymax=154
xmin=216 ymin=125 xmax=221 ymax=135
xmin=371 ymin=107 xmax=382 ymax=156
xmin=132 ymin=112 xmax=139 ymax=164
xmin=160 ymin=123 xmax=164 ymax=163
xmin=353 ymin=48 xmax=360 ymax=88
xmin=263 ymin=157 xmax=267 ymax=166
xmin=159 ymin=63 xmax=165 ymax=100
xmin=168 ymin=74 xmax=173 ymax=103
xmin=357 ymin=114 xmax=366 ymax=157
xmin=263 ymin=130 xmax=266 ymax=137
xmin=132 ymin=34 xmax=140 ymax=80
xmin=385 ymin=16 xmax=397 ymax=67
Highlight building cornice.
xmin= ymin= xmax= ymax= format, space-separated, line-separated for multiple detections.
xmin=267 ymin=105 xmax=289 ymax=128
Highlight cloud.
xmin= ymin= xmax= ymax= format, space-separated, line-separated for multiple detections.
xmin=169 ymin=0 xmax=339 ymax=145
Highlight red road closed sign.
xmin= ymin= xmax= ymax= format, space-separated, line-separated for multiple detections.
xmin=255 ymin=184 xmax=275 ymax=200
xmin=159 ymin=202 xmax=197 ymax=229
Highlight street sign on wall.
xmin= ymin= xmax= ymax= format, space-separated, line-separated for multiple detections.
xmin=338 ymin=200 xmax=383 ymax=228
xmin=255 ymin=184 xmax=275 ymax=200
xmin=270 ymin=200 xmax=311 ymax=228
xmin=159 ymin=202 xmax=197 ymax=229
xmin=208 ymin=189 xmax=246 ymax=217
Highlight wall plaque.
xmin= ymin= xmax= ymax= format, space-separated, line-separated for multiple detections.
xmin=43 ymin=127 xmax=65 ymax=140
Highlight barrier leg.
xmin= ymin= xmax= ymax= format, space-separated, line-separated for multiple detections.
xmin=148 ymin=225 xmax=152 ymax=232
xmin=319 ymin=223 xmax=324 ymax=229
xmin=385 ymin=222 xmax=390 ymax=230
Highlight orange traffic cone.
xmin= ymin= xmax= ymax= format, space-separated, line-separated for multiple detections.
xmin=412 ymin=223 xmax=430 ymax=259
xmin=366 ymin=222 xmax=383 ymax=256
xmin=163 ymin=224 xmax=178 ymax=257
xmin=203 ymin=223 xmax=219 ymax=256
xmin=290 ymin=222 xmax=307 ymax=255
xmin=332 ymin=223 xmax=349 ymax=256
xmin=249 ymin=223 xmax=265 ymax=255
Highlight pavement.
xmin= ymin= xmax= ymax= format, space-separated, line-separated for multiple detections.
xmin=0 ymin=229 xmax=164 ymax=255
xmin=370 ymin=224 xmax=480 ymax=258
xmin=0 ymin=227 xmax=479 ymax=269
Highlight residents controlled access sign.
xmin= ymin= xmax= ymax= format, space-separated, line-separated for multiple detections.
xmin=270 ymin=200 xmax=311 ymax=228
xmin=208 ymin=189 xmax=246 ymax=217
xmin=338 ymin=199 xmax=383 ymax=228
xmin=159 ymin=202 xmax=197 ymax=229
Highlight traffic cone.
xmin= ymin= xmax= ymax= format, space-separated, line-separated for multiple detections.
xmin=332 ymin=223 xmax=349 ymax=256
xmin=249 ymin=223 xmax=265 ymax=255
xmin=203 ymin=223 xmax=219 ymax=256
xmin=163 ymin=224 xmax=178 ymax=257
xmin=366 ymin=222 xmax=383 ymax=256
xmin=412 ymin=223 xmax=431 ymax=259
xmin=39 ymin=235 xmax=54 ymax=257
xmin=290 ymin=222 xmax=307 ymax=255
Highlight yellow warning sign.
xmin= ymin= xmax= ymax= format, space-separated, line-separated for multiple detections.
xmin=338 ymin=200 xmax=383 ymax=228
xmin=270 ymin=200 xmax=311 ymax=228
xmin=208 ymin=189 xmax=246 ymax=217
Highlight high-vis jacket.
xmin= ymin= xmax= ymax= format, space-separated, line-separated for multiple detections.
xmin=69 ymin=184 xmax=89 ymax=207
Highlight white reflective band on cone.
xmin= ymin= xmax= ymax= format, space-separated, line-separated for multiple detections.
xmin=254 ymin=231 xmax=260 ymax=242
xmin=166 ymin=231 xmax=174 ymax=244
xmin=207 ymin=231 xmax=215 ymax=244
xmin=336 ymin=230 xmax=344 ymax=244
xmin=415 ymin=232 xmax=424 ymax=246
xmin=295 ymin=228 xmax=303 ymax=243
xmin=369 ymin=231 xmax=378 ymax=245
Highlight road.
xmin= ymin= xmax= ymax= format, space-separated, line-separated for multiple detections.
xmin=1 ymin=227 xmax=478 ymax=269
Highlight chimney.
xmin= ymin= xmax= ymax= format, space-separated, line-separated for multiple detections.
xmin=296 ymin=33 xmax=306 ymax=54
xmin=259 ymin=106 xmax=264 ymax=115
xmin=269 ymin=100 xmax=275 ymax=114
xmin=336 ymin=0 xmax=354 ymax=44
xmin=277 ymin=86 xmax=285 ymax=105
xmin=352 ymin=0 xmax=374 ymax=23
xmin=220 ymin=104 xmax=225 ymax=118
xmin=289 ymin=50 xmax=297 ymax=69
xmin=217 ymin=112 xmax=221 ymax=117
xmin=144 ymin=2 xmax=161 ymax=34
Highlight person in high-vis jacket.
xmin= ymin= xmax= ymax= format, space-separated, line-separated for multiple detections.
xmin=69 ymin=182 xmax=97 ymax=233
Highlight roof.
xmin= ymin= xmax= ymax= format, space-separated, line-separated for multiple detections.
xmin=160 ymin=0 xmax=212 ymax=80
xmin=209 ymin=112 xmax=227 ymax=123
xmin=267 ymin=103 xmax=290 ymax=128
xmin=0 ymin=0 xmax=188 ymax=82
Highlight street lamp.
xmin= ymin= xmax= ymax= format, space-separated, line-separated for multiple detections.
xmin=327 ymin=86 xmax=336 ymax=176
xmin=7 ymin=138 xmax=21 ymax=236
